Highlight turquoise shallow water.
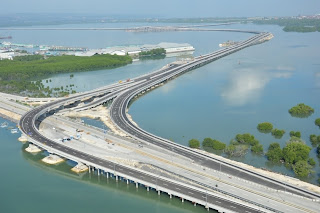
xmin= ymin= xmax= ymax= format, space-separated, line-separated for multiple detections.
xmin=0 ymin=22 xmax=320 ymax=211
xmin=0 ymin=117 xmax=213 ymax=213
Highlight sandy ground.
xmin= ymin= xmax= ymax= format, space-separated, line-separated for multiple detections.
xmin=18 ymin=136 xmax=28 ymax=142
xmin=60 ymin=106 xmax=320 ymax=194
xmin=25 ymin=144 xmax=42 ymax=153
xmin=126 ymin=113 xmax=138 ymax=127
xmin=0 ymin=108 xmax=21 ymax=121
xmin=62 ymin=105 xmax=128 ymax=137
xmin=71 ymin=163 xmax=89 ymax=173
xmin=195 ymin=149 xmax=320 ymax=194
xmin=42 ymin=155 xmax=64 ymax=165
xmin=1 ymin=100 xmax=319 ymax=194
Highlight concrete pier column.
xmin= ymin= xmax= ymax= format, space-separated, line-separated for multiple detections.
xmin=169 ymin=194 xmax=172 ymax=199
xmin=181 ymin=198 xmax=184 ymax=203
xmin=126 ymin=179 xmax=129 ymax=185
xmin=136 ymin=182 xmax=138 ymax=188
xmin=116 ymin=175 xmax=118 ymax=181
xmin=106 ymin=172 xmax=109 ymax=178
xmin=147 ymin=186 xmax=149 ymax=191
xmin=193 ymin=203 xmax=196 ymax=206
xmin=98 ymin=169 xmax=100 ymax=176
xmin=205 ymin=206 xmax=209 ymax=211
xmin=158 ymin=190 xmax=160 ymax=195
xmin=88 ymin=166 xmax=91 ymax=173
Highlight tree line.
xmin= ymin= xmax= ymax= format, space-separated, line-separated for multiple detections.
xmin=0 ymin=54 xmax=132 ymax=97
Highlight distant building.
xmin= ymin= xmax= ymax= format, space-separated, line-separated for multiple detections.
xmin=127 ymin=50 xmax=141 ymax=55
xmin=110 ymin=50 xmax=126 ymax=56
xmin=0 ymin=51 xmax=14 ymax=60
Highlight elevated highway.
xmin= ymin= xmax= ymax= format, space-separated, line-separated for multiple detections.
xmin=18 ymin=31 xmax=320 ymax=212
xmin=108 ymin=32 xmax=320 ymax=200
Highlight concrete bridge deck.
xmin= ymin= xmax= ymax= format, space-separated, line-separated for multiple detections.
xmin=13 ymin=30 xmax=320 ymax=212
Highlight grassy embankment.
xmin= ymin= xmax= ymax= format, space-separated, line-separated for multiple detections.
xmin=0 ymin=54 xmax=132 ymax=97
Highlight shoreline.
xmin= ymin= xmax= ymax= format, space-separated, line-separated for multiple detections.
xmin=51 ymin=107 xmax=320 ymax=192
xmin=0 ymin=95 xmax=319 ymax=193
xmin=0 ymin=108 xmax=21 ymax=123
xmin=61 ymin=105 xmax=128 ymax=137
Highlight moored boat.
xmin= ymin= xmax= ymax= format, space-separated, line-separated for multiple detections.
xmin=11 ymin=128 xmax=18 ymax=134
xmin=1 ymin=122 xmax=8 ymax=128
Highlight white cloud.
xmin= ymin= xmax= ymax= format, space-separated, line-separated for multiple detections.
xmin=221 ymin=67 xmax=291 ymax=106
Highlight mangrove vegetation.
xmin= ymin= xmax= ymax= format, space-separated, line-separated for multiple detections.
xmin=139 ymin=48 xmax=166 ymax=57
xmin=202 ymin=137 xmax=226 ymax=150
xmin=257 ymin=122 xmax=273 ymax=133
xmin=288 ymin=103 xmax=314 ymax=118
xmin=266 ymin=143 xmax=283 ymax=162
xmin=225 ymin=133 xmax=263 ymax=156
xmin=289 ymin=131 xmax=301 ymax=138
xmin=0 ymin=54 xmax=132 ymax=97
xmin=266 ymin=137 xmax=314 ymax=177
xmin=310 ymin=134 xmax=320 ymax=146
xmin=188 ymin=139 xmax=200 ymax=149
xmin=315 ymin=118 xmax=320 ymax=128
xmin=271 ymin=128 xmax=286 ymax=139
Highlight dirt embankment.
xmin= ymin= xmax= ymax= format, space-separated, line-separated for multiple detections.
xmin=62 ymin=105 xmax=127 ymax=137
xmin=0 ymin=108 xmax=21 ymax=123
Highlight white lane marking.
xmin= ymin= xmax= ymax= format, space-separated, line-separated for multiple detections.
xmin=188 ymin=192 xmax=193 ymax=195
xmin=230 ymin=206 xmax=236 ymax=209
xmin=175 ymin=187 xmax=181 ymax=191
xmin=163 ymin=183 xmax=168 ymax=186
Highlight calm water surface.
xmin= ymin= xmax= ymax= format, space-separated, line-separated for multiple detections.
xmin=0 ymin=22 xmax=320 ymax=212
xmin=0 ymin=118 xmax=212 ymax=213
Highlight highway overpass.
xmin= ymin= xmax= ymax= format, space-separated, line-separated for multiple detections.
xmin=17 ymin=31 xmax=320 ymax=212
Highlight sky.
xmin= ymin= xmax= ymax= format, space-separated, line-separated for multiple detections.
xmin=1 ymin=0 xmax=320 ymax=17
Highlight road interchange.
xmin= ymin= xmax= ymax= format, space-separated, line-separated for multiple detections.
xmin=17 ymin=30 xmax=320 ymax=212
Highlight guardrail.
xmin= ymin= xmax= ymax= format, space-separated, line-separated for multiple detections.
xmin=24 ymin=135 xmax=267 ymax=213
xmin=109 ymin=32 xmax=320 ymax=200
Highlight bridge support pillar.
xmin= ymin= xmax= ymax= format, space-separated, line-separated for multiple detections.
xmin=98 ymin=169 xmax=100 ymax=176
xmin=116 ymin=175 xmax=118 ymax=181
xmin=169 ymin=194 xmax=172 ymax=199
xmin=88 ymin=166 xmax=91 ymax=173
xmin=158 ymin=190 xmax=160 ymax=195
xmin=147 ymin=186 xmax=149 ymax=192
xmin=136 ymin=182 xmax=138 ymax=188
xmin=106 ymin=172 xmax=109 ymax=178
xmin=181 ymin=198 xmax=184 ymax=203
xmin=126 ymin=179 xmax=129 ymax=185
xmin=193 ymin=202 xmax=196 ymax=207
